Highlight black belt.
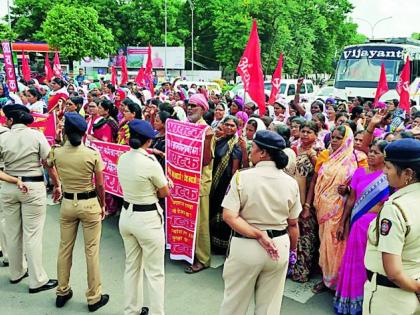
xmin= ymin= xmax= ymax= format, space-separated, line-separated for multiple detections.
xmin=63 ymin=191 xmax=97 ymax=200
xmin=21 ymin=176 xmax=44 ymax=182
xmin=232 ymin=229 xmax=287 ymax=239
xmin=366 ymin=269 xmax=399 ymax=288
xmin=123 ymin=201 xmax=157 ymax=212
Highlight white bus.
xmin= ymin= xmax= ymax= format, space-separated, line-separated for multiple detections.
xmin=334 ymin=38 xmax=420 ymax=103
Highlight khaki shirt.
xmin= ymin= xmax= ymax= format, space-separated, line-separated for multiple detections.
xmin=0 ymin=126 xmax=9 ymax=169
xmin=365 ymin=183 xmax=420 ymax=279
xmin=0 ymin=124 xmax=50 ymax=176
xmin=197 ymin=118 xmax=215 ymax=196
xmin=222 ymin=161 xmax=302 ymax=230
xmin=48 ymin=142 xmax=104 ymax=193
xmin=117 ymin=148 xmax=167 ymax=205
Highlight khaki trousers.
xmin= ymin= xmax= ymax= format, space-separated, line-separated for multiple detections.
xmin=220 ymin=234 xmax=290 ymax=315
xmin=363 ymin=275 xmax=420 ymax=315
xmin=56 ymin=197 xmax=102 ymax=305
xmin=0 ymin=181 xmax=8 ymax=262
xmin=119 ymin=205 xmax=165 ymax=315
xmin=195 ymin=195 xmax=211 ymax=267
xmin=2 ymin=181 xmax=48 ymax=288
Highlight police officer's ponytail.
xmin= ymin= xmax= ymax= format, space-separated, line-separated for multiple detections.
xmin=265 ymin=147 xmax=289 ymax=170
xmin=7 ymin=110 xmax=34 ymax=125
xmin=64 ymin=124 xmax=84 ymax=146
xmin=128 ymin=130 xmax=150 ymax=150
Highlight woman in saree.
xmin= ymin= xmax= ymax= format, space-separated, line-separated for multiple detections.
xmin=305 ymin=125 xmax=359 ymax=292
xmin=333 ymin=140 xmax=389 ymax=315
xmin=117 ymin=99 xmax=142 ymax=145
xmin=289 ymin=121 xmax=321 ymax=282
xmin=209 ymin=115 xmax=248 ymax=255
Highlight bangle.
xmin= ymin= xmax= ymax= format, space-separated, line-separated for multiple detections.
xmin=366 ymin=128 xmax=374 ymax=134
xmin=304 ymin=203 xmax=311 ymax=208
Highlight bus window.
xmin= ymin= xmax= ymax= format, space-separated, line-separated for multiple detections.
xmin=306 ymin=83 xmax=314 ymax=93
xmin=300 ymin=84 xmax=306 ymax=94
xmin=288 ymin=84 xmax=296 ymax=96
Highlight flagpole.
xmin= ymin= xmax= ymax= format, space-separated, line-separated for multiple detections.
xmin=164 ymin=0 xmax=168 ymax=79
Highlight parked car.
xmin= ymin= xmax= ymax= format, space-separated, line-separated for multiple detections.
xmin=174 ymin=80 xmax=222 ymax=94
xmin=314 ymin=86 xmax=336 ymax=102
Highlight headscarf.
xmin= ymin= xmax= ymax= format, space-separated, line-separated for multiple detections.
xmin=247 ymin=117 xmax=266 ymax=133
xmin=233 ymin=95 xmax=244 ymax=111
xmin=115 ymin=88 xmax=126 ymax=109
xmin=189 ymin=93 xmax=209 ymax=111
xmin=235 ymin=111 xmax=249 ymax=125
xmin=375 ymin=101 xmax=386 ymax=109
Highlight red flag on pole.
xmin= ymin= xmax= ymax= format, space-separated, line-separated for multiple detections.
xmin=236 ymin=20 xmax=266 ymax=116
xmin=53 ymin=52 xmax=62 ymax=78
xmin=373 ymin=63 xmax=389 ymax=106
xmin=120 ymin=56 xmax=128 ymax=86
xmin=21 ymin=50 xmax=31 ymax=82
xmin=135 ymin=67 xmax=145 ymax=87
xmin=268 ymin=53 xmax=283 ymax=104
xmin=145 ymin=45 xmax=155 ymax=97
xmin=111 ymin=66 xmax=117 ymax=86
xmin=396 ymin=57 xmax=411 ymax=112
xmin=44 ymin=53 xmax=53 ymax=81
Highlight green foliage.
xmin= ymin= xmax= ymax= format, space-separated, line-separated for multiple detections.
xmin=0 ymin=24 xmax=17 ymax=41
xmin=412 ymin=33 xmax=420 ymax=40
xmin=40 ymin=4 xmax=114 ymax=61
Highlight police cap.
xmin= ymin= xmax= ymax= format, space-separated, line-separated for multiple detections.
xmin=129 ymin=119 xmax=157 ymax=139
xmin=254 ymin=130 xmax=286 ymax=150
xmin=2 ymin=104 xmax=30 ymax=117
xmin=64 ymin=112 xmax=87 ymax=133
xmin=384 ymin=138 xmax=420 ymax=163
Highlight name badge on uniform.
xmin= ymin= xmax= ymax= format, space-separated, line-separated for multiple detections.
xmin=380 ymin=219 xmax=392 ymax=236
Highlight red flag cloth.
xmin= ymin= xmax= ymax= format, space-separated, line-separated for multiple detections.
xmin=135 ymin=67 xmax=145 ymax=86
xmin=268 ymin=52 xmax=283 ymax=104
xmin=111 ymin=66 xmax=117 ymax=86
xmin=396 ymin=57 xmax=411 ymax=112
xmin=53 ymin=52 xmax=62 ymax=78
xmin=373 ymin=63 xmax=389 ymax=106
xmin=145 ymin=45 xmax=155 ymax=97
xmin=236 ymin=20 xmax=266 ymax=116
xmin=21 ymin=50 xmax=31 ymax=82
xmin=120 ymin=56 xmax=128 ymax=86
xmin=44 ymin=53 xmax=53 ymax=81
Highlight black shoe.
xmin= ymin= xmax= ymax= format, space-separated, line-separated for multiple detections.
xmin=140 ymin=307 xmax=149 ymax=315
xmin=10 ymin=271 xmax=29 ymax=284
xmin=29 ymin=279 xmax=58 ymax=294
xmin=0 ymin=250 xmax=3 ymax=257
xmin=2 ymin=261 xmax=9 ymax=267
xmin=56 ymin=289 xmax=73 ymax=308
xmin=88 ymin=294 xmax=109 ymax=312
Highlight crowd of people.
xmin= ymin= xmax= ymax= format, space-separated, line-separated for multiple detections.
xmin=0 ymin=73 xmax=420 ymax=315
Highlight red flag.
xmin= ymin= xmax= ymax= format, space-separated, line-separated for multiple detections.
xmin=44 ymin=53 xmax=53 ymax=81
xmin=120 ymin=56 xmax=128 ymax=86
xmin=236 ymin=20 xmax=266 ymax=116
xmin=396 ymin=57 xmax=411 ymax=112
xmin=135 ymin=67 xmax=145 ymax=86
xmin=145 ymin=45 xmax=155 ymax=97
xmin=21 ymin=50 xmax=31 ymax=82
xmin=268 ymin=53 xmax=283 ymax=104
xmin=373 ymin=63 xmax=389 ymax=106
xmin=53 ymin=52 xmax=62 ymax=78
xmin=111 ymin=66 xmax=117 ymax=86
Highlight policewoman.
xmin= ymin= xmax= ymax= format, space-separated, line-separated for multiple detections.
xmin=364 ymin=138 xmax=420 ymax=315
xmin=0 ymin=104 xmax=59 ymax=293
xmin=220 ymin=130 xmax=301 ymax=315
xmin=117 ymin=119 xmax=169 ymax=315
xmin=48 ymin=112 xmax=109 ymax=312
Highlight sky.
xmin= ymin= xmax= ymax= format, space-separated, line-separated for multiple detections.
xmin=349 ymin=0 xmax=420 ymax=39
xmin=1 ymin=0 xmax=419 ymax=39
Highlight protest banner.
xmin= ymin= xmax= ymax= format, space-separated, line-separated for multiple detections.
xmin=165 ymin=119 xmax=207 ymax=264
xmin=90 ymin=140 xmax=129 ymax=197
xmin=0 ymin=112 xmax=56 ymax=145
xmin=1 ymin=41 xmax=18 ymax=92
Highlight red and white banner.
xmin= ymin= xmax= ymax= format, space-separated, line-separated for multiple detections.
xmin=1 ymin=41 xmax=18 ymax=92
xmin=53 ymin=52 xmax=62 ymax=78
xmin=90 ymin=140 xmax=129 ymax=197
xmin=396 ymin=57 xmax=410 ymax=112
xmin=0 ymin=112 xmax=56 ymax=145
xmin=269 ymin=52 xmax=283 ymax=104
xmin=373 ymin=63 xmax=389 ymax=107
xmin=165 ymin=119 xmax=207 ymax=264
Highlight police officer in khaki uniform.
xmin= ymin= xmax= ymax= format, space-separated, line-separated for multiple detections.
xmin=220 ymin=130 xmax=301 ymax=315
xmin=0 ymin=104 xmax=59 ymax=293
xmin=0 ymin=124 xmax=10 ymax=266
xmin=117 ymin=119 xmax=169 ymax=315
xmin=184 ymin=93 xmax=215 ymax=273
xmin=48 ymin=112 xmax=109 ymax=312
xmin=364 ymin=139 xmax=420 ymax=315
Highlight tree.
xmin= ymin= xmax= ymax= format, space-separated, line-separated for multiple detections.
xmin=412 ymin=33 xmax=420 ymax=40
xmin=40 ymin=4 xmax=115 ymax=69
xmin=0 ymin=24 xmax=17 ymax=41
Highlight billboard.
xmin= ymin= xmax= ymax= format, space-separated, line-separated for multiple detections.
xmin=127 ymin=46 xmax=185 ymax=69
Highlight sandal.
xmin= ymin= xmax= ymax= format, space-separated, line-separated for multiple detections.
xmin=184 ymin=262 xmax=208 ymax=274
xmin=312 ymin=280 xmax=328 ymax=294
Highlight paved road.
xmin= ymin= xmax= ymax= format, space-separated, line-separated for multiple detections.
xmin=0 ymin=203 xmax=335 ymax=315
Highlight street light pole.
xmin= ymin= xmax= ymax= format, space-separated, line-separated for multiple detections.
xmin=187 ymin=0 xmax=194 ymax=77
xmin=164 ymin=0 xmax=168 ymax=79
xmin=7 ymin=0 xmax=12 ymax=28
xmin=354 ymin=16 xmax=392 ymax=39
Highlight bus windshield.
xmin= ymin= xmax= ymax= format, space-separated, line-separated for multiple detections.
xmin=336 ymin=58 xmax=402 ymax=82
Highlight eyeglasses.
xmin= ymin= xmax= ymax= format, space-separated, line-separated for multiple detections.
xmin=187 ymin=104 xmax=197 ymax=109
